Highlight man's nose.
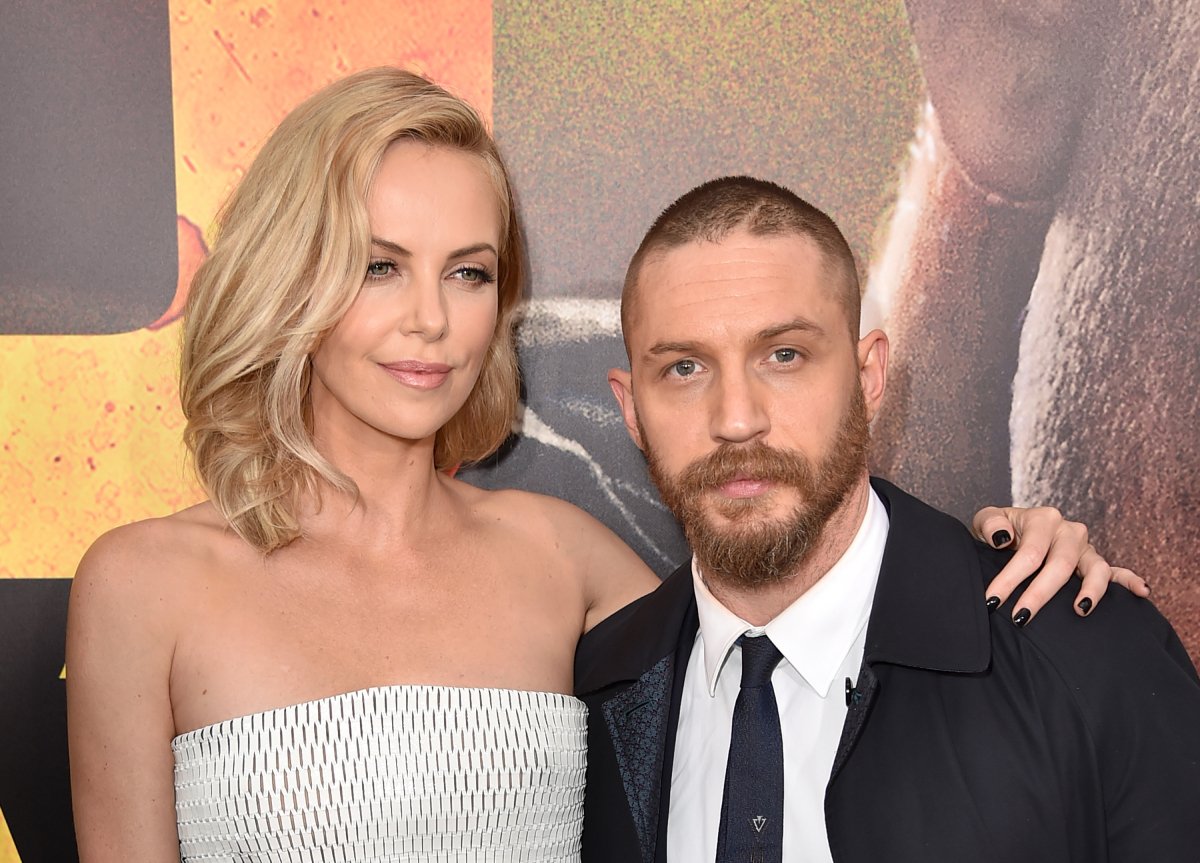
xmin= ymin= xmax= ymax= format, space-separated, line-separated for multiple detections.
xmin=709 ymin=370 xmax=770 ymax=444
xmin=400 ymin=272 xmax=449 ymax=341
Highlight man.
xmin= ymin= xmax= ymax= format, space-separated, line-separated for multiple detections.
xmin=575 ymin=176 xmax=1200 ymax=862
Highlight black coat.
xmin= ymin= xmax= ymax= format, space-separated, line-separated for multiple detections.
xmin=574 ymin=479 xmax=1200 ymax=863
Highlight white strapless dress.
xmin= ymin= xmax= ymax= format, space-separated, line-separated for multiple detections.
xmin=171 ymin=686 xmax=587 ymax=862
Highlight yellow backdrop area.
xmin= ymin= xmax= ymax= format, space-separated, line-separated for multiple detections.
xmin=1 ymin=810 xmax=16 ymax=863
xmin=0 ymin=0 xmax=492 ymax=583
xmin=0 ymin=2 xmax=490 ymax=859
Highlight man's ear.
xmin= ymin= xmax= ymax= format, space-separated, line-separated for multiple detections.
xmin=857 ymin=329 xmax=889 ymax=423
xmin=607 ymin=368 xmax=644 ymax=450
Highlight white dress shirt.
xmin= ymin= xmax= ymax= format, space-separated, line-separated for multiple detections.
xmin=667 ymin=488 xmax=889 ymax=862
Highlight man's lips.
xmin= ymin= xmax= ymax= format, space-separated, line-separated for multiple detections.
xmin=714 ymin=476 xmax=776 ymax=499
xmin=378 ymin=360 xmax=452 ymax=389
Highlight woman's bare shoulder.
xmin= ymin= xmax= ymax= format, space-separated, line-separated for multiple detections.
xmin=73 ymin=501 xmax=236 ymax=609
xmin=461 ymin=483 xmax=616 ymax=538
xmin=458 ymin=483 xmax=659 ymax=629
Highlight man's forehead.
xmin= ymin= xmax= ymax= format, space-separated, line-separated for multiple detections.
xmin=643 ymin=228 xmax=825 ymax=272
xmin=630 ymin=232 xmax=838 ymax=335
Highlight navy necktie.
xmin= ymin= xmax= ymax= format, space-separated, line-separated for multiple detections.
xmin=717 ymin=634 xmax=785 ymax=863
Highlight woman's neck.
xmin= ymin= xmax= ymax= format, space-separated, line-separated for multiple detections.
xmin=304 ymin=421 xmax=451 ymax=546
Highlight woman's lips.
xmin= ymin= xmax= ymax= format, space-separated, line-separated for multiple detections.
xmin=378 ymin=360 xmax=452 ymax=389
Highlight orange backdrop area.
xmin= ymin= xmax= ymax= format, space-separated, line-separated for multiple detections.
xmin=0 ymin=2 xmax=490 ymax=861
xmin=0 ymin=0 xmax=491 ymax=583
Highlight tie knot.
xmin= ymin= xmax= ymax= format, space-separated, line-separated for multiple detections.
xmin=737 ymin=634 xmax=783 ymax=689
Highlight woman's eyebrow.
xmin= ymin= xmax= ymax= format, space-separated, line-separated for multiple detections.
xmin=369 ymin=237 xmax=498 ymax=260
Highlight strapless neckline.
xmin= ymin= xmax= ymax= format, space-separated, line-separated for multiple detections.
xmin=172 ymin=684 xmax=588 ymax=862
xmin=172 ymin=683 xmax=583 ymax=744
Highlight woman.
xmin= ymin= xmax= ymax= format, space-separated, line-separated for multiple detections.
xmin=66 ymin=68 xmax=1136 ymax=862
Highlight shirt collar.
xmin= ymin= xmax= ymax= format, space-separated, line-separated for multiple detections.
xmin=691 ymin=487 xmax=890 ymax=698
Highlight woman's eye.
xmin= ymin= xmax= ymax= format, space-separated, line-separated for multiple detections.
xmin=366 ymin=260 xmax=394 ymax=279
xmin=452 ymin=265 xmax=497 ymax=285
xmin=670 ymin=359 xmax=698 ymax=377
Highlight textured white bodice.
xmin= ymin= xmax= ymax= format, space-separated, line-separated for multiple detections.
xmin=172 ymin=686 xmax=587 ymax=862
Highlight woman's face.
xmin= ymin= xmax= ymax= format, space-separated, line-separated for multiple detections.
xmin=310 ymin=141 xmax=503 ymax=453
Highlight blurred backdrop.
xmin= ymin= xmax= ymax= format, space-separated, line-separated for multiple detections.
xmin=1 ymin=1 xmax=1196 ymax=859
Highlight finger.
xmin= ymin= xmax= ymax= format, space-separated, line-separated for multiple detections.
xmin=997 ymin=553 xmax=1069 ymax=627
xmin=983 ymin=526 xmax=1054 ymax=610
xmin=1008 ymin=520 xmax=1090 ymax=626
xmin=984 ymin=516 xmax=1089 ymax=624
xmin=1110 ymin=566 xmax=1150 ymax=597
xmin=971 ymin=506 xmax=1015 ymax=548
xmin=1072 ymin=545 xmax=1113 ymax=616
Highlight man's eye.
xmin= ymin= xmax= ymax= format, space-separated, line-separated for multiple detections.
xmin=773 ymin=348 xmax=799 ymax=363
xmin=366 ymin=260 xmax=394 ymax=279
xmin=671 ymin=359 xmax=698 ymax=377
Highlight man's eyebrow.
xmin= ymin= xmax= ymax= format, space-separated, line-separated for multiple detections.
xmin=755 ymin=318 xmax=825 ymax=341
xmin=648 ymin=319 xmax=825 ymax=355
xmin=369 ymin=237 xmax=498 ymax=259
xmin=646 ymin=340 xmax=701 ymax=357
xmin=644 ymin=319 xmax=825 ymax=358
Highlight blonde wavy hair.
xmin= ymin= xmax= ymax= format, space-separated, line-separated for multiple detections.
xmin=181 ymin=68 xmax=524 ymax=553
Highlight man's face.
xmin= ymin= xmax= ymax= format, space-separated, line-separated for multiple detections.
xmin=609 ymin=229 xmax=888 ymax=586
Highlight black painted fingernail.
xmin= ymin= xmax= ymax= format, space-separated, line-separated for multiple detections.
xmin=1013 ymin=608 xmax=1031 ymax=627
xmin=990 ymin=530 xmax=1012 ymax=547
xmin=1077 ymin=597 xmax=1093 ymax=615
xmin=986 ymin=596 xmax=1001 ymax=613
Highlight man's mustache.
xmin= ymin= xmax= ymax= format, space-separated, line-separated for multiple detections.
xmin=677 ymin=442 xmax=815 ymax=493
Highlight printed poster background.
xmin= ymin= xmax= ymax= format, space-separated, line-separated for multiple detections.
xmin=0 ymin=0 xmax=1196 ymax=859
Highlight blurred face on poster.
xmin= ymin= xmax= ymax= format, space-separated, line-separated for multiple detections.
xmin=608 ymin=229 xmax=888 ymax=585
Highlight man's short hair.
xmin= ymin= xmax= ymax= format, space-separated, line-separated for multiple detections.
xmin=622 ymin=176 xmax=861 ymax=345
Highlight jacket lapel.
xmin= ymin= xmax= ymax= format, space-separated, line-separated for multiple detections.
xmin=830 ymin=665 xmax=877 ymax=783
xmin=602 ymin=654 xmax=675 ymax=863
xmin=830 ymin=478 xmax=993 ymax=782
xmin=577 ymin=564 xmax=698 ymax=863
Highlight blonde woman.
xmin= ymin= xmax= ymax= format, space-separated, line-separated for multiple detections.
xmin=66 ymin=68 xmax=1138 ymax=862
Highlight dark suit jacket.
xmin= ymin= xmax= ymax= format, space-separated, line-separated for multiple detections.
xmin=574 ymin=479 xmax=1200 ymax=863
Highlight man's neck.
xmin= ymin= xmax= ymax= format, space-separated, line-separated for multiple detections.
xmin=704 ymin=472 xmax=872 ymax=626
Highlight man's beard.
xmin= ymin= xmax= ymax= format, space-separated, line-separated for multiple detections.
xmin=644 ymin=386 xmax=870 ymax=591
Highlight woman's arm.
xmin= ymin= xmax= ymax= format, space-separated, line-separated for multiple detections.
xmin=67 ymin=525 xmax=182 ymax=862
xmin=552 ymin=505 xmax=659 ymax=634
